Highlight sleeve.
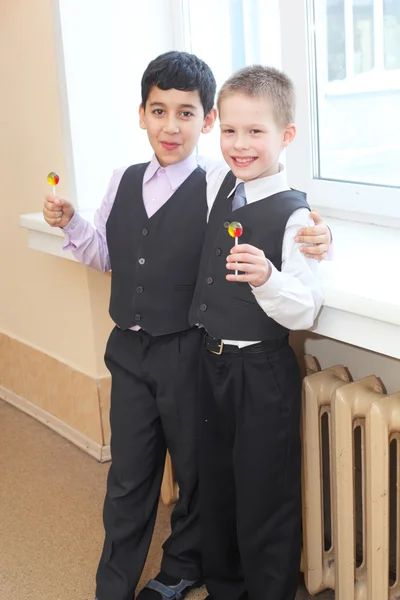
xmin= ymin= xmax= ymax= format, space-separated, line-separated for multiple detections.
xmin=62 ymin=167 xmax=127 ymax=272
xmin=326 ymin=227 xmax=334 ymax=260
xmin=196 ymin=156 xmax=230 ymax=218
xmin=251 ymin=208 xmax=325 ymax=330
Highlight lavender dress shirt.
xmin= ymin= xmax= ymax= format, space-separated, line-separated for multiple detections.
xmin=63 ymin=152 xmax=199 ymax=272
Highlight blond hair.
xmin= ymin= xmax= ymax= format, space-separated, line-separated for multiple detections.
xmin=217 ymin=65 xmax=296 ymax=127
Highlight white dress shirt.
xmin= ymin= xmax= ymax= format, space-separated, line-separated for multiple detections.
xmin=201 ymin=161 xmax=324 ymax=347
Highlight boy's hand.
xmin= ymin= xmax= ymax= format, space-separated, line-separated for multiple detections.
xmin=295 ymin=211 xmax=331 ymax=259
xmin=226 ymin=244 xmax=271 ymax=287
xmin=43 ymin=195 xmax=75 ymax=228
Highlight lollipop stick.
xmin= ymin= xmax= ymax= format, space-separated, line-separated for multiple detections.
xmin=53 ymin=185 xmax=56 ymax=196
xmin=235 ymin=237 xmax=238 ymax=275
xmin=228 ymin=221 xmax=243 ymax=279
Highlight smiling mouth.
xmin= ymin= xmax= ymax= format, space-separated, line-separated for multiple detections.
xmin=161 ymin=141 xmax=181 ymax=151
xmin=231 ymin=156 xmax=257 ymax=166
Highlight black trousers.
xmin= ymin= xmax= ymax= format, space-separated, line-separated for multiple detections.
xmin=199 ymin=338 xmax=302 ymax=600
xmin=96 ymin=326 xmax=202 ymax=600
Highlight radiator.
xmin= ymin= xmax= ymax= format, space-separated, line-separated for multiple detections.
xmin=302 ymin=355 xmax=400 ymax=600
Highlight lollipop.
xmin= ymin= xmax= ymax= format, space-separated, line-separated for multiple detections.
xmin=47 ymin=171 xmax=60 ymax=196
xmin=228 ymin=221 xmax=243 ymax=275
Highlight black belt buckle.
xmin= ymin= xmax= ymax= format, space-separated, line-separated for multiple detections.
xmin=204 ymin=335 xmax=224 ymax=355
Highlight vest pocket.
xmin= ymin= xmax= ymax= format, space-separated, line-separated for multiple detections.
xmin=231 ymin=296 xmax=264 ymax=311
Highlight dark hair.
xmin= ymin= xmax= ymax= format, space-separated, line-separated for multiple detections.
xmin=141 ymin=51 xmax=216 ymax=116
xmin=218 ymin=65 xmax=296 ymax=127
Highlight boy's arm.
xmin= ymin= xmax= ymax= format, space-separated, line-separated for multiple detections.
xmin=43 ymin=167 xmax=126 ymax=272
xmin=226 ymin=208 xmax=324 ymax=330
xmin=196 ymin=156 xmax=230 ymax=215
xmin=62 ymin=200 xmax=111 ymax=272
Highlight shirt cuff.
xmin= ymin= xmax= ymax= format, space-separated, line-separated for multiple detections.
xmin=250 ymin=260 xmax=281 ymax=300
xmin=61 ymin=212 xmax=87 ymax=250
xmin=325 ymin=241 xmax=334 ymax=261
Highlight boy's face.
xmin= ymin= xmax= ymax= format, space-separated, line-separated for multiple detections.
xmin=219 ymin=93 xmax=296 ymax=181
xmin=139 ymin=87 xmax=216 ymax=167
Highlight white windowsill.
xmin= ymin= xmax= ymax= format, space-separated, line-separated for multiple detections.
xmin=20 ymin=212 xmax=400 ymax=360
xmin=19 ymin=211 xmax=95 ymax=262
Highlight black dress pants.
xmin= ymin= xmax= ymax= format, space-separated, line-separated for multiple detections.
xmin=199 ymin=338 xmax=302 ymax=600
xmin=96 ymin=326 xmax=202 ymax=600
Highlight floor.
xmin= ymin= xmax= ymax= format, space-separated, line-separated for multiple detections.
xmin=0 ymin=399 xmax=334 ymax=599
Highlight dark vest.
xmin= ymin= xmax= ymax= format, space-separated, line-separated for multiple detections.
xmin=189 ymin=171 xmax=310 ymax=340
xmin=106 ymin=163 xmax=207 ymax=335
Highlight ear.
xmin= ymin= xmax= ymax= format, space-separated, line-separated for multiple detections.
xmin=139 ymin=103 xmax=147 ymax=130
xmin=282 ymin=123 xmax=296 ymax=147
xmin=201 ymin=107 xmax=217 ymax=134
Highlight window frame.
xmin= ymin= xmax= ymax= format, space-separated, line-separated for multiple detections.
xmin=279 ymin=0 xmax=400 ymax=225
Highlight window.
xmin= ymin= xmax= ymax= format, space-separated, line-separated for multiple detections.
xmin=55 ymin=0 xmax=282 ymax=207
xmin=280 ymin=0 xmax=400 ymax=221
xmin=384 ymin=0 xmax=400 ymax=70
xmin=53 ymin=0 xmax=400 ymax=221
xmin=184 ymin=0 xmax=281 ymax=79
xmin=181 ymin=0 xmax=281 ymax=157
xmin=314 ymin=0 xmax=400 ymax=189
xmin=53 ymin=0 xmax=175 ymax=211
xmin=326 ymin=0 xmax=400 ymax=81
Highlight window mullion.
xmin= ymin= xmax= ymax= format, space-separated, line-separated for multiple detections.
xmin=345 ymin=0 xmax=354 ymax=79
xmin=170 ymin=0 xmax=192 ymax=52
xmin=373 ymin=0 xmax=385 ymax=71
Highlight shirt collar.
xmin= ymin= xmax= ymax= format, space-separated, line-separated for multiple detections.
xmin=227 ymin=164 xmax=289 ymax=204
xmin=143 ymin=152 xmax=198 ymax=191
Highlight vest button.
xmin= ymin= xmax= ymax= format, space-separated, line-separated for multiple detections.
xmin=206 ymin=277 xmax=214 ymax=285
xmin=200 ymin=304 xmax=207 ymax=312
xmin=142 ymin=228 xmax=149 ymax=236
xmin=215 ymin=248 xmax=222 ymax=256
xmin=223 ymin=221 xmax=230 ymax=228
xmin=138 ymin=258 xmax=146 ymax=265
xmin=136 ymin=286 xmax=144 ymax=293
xmin=134 ymin=313 xmax=141 ymax=322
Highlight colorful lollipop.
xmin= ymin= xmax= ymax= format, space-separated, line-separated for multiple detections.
xmin=228 ymin=221 xmax=243 ymax=275
xmin=47 ymin=171 xmax=60 ymax=196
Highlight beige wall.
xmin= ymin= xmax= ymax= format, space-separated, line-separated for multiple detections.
xmin=0 ymin=0 xmax=113 ymax=450
xmin=0 ymin=0 xmax=112 ymax=379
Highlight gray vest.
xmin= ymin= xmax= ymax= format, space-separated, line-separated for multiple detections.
xmin=106 ymin=163 xmax=207 ymax=335
xmin=189 ymin=171 xmax=310 ymax=340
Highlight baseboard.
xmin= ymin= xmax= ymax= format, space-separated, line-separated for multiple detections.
xmin=0 ymin=385 xmax=111 ymax=463
xmin=101 ymin=444 xmax=111 ymax=462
